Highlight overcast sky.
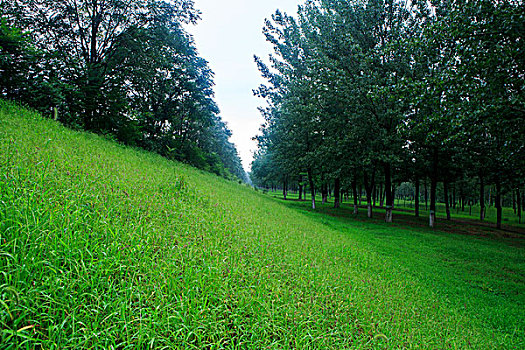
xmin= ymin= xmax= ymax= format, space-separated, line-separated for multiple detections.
xmin=187 ymin=0 xmax=301 ymax=172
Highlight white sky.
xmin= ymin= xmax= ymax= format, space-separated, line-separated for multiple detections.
xmin=187 ymin=0 xmax=301 ymax=172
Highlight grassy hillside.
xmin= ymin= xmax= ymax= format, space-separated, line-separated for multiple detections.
xmin=1 ymin=101 xmax=523 ymax=349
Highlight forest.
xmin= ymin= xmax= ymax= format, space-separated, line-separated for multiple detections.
xmin=250 ymin=0 xmax=524 ymax=228
xmin=0 ymin=0 xmax=246 ymax=181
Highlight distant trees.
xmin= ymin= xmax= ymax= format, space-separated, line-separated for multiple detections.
xmin=0 ymin=0 xmax=246 ymax=180
xmin=252 ymin=0 xmax=524 ymax=228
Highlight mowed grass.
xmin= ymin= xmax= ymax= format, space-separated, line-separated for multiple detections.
xmin=268 ymin=194 xmax=525 ymax=340
xmin=0 ymin=101 xmax=523 ymax=349
xmin=272 ymin=190 xmax=523 ymax=227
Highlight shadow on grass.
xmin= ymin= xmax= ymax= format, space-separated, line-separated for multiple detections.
xmin=269 ymin=193 xmax=525 ymax=340
xmin=272 ymin=195 xmax=525 ymax=246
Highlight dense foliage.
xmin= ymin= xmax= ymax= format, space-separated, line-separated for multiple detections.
xmin=252 ymin=0 xmax=524 ymax=227
xmin=0 ymin=0 xmax=246 ymax=180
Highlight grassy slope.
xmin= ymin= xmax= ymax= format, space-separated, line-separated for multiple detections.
xmin=0 ymin=101 xmax=523 ymax=349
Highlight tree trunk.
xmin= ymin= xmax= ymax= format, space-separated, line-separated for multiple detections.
xmin=429 ymin=148 xmax=438 ymax=227
xmin=364 ymin=171 xmax=375 ymax=219
xmin=283 ymin=179 xmax=287 ymax=200
xmin=84 ymin=1 xmax=102 ymax=131
xmin=415 ymin=177 xmax=420 ymax=217
xmin=322 ymin=183 xmax=328 ymax=204
xmin=424 ymin=180 xmax=428 ymax=210
xmin=384 ymin=163 xmax=393 ymax=222
xmin=352 ymin=179 xmax=359 ymax=214
xmin=299 ymin=174 xmax=303 ymax=201
xmin=496 ymin=179 xmax=502 ymax=229
xmin=379 ymin=183 xmax=384 ymax=207
xmin=392 ymin=183 xmax=397 ymax=209
xmin=308 ymin=168 xmax=315 ymax=210
xmin=334 ymin=178 xmax=341 ymax=209
xmin=358 ymin=184 xmax=362 ymax=206
xmin=479 ymin=175 xmax=485 ymax=221
xmin=444 ymin=179 xmax=451 ymax=220
xmin=90 ymin=3 xmax=99 ymax=65
xmin=513 ymin=189 xmax=517 ymax=214
xmin=517 ymin=187 xmax=522 ymax=224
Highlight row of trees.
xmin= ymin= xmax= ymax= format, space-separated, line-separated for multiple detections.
xmin=251 ymin=0 xmax=524 ymax=228
xmin=0 ymin=0 xmax=246 ymax=181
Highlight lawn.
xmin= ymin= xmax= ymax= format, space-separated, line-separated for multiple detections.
xmin=268 ymin=189 xmax=523 ymax=227
xmin=270 ymin=195 xmax=524 ymax=341
xmin=1 ymin=101 xmax=524 ymax=349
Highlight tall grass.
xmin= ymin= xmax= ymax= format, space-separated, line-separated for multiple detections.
xmin=1 ymin=101 xmax=523 ymax=349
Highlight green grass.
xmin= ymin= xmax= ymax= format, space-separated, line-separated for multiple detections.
xmin=1 ymin=100 xmax=524 ymax=349
xmin=269 ymin=196 xmax=524 ymax=336
xmin=390 ymin=198 xmax=522 ymax=227
xmin=272 ymin=190 xmax=523 ymax=227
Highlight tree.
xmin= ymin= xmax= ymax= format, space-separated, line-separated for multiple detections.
xmin=424 ymin=0 xmax=525 ymax=228
xmin=254 ymin=10 xmax=326 ymax=208
xmin=2 ymin=0 xmax=246 ymax=181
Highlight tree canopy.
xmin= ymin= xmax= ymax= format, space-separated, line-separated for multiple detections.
xmin=252 ymin=0 xmax=524 ymax=228
xmin=0 ymin=0 xmax=246 ymax=181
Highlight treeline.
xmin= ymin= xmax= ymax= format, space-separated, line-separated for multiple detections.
xmin=0 ymin=0 xmax=246 ymax=181
xmin=251 ymin=0 xmax=524 ymax=228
